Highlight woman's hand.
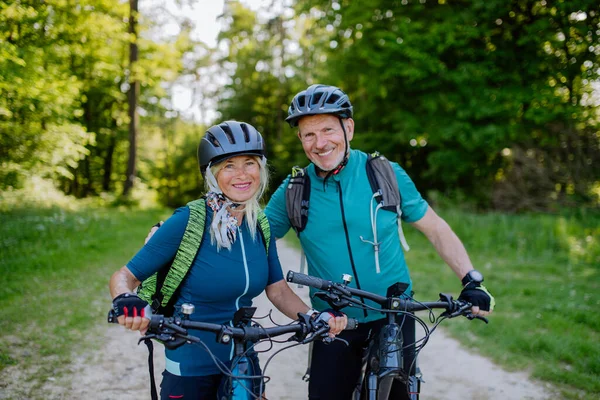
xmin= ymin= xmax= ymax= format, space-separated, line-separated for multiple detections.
xmin=109 ymin=267 xmax=148 ymax=334
xmin=112 ymin=292 xmax=151 ymax=334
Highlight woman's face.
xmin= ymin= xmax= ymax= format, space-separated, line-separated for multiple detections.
xmin=216 ymin=155 xmax=261 ymax=203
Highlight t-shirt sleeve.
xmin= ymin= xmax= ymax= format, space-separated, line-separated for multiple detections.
xmin=393 ymin=163 xmax=429 ymax=223
xmin=126 ymin=207 xmax=190 ymax=282
xmin=264 ymin=176 xmax=292 ymax=239
xmin=265 ymin=222 xmax=284 ymax=285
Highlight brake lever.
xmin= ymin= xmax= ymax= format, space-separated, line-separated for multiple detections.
xmin=466 ymin=313 xmax=489 ymax=324
xmin=313 ymin=291 xmax=351 ymax=309
xmin=138 ymin=333 xmax=158 ymax=344
xmin=301 ymin=326 xmax=330 ymax=345
xmin=441 ymin=302 xmax=471 ymax=319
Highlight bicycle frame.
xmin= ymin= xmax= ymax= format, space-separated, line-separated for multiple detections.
xmin=354 ymin=315 xmax=421 ymax=400
xmin=218 ymin=342 xmax=260 ymax=400
xmin=218 ymin=308 xmax=264 ymax=400
xmin=353 ymin=297 xmax=419 ymax=400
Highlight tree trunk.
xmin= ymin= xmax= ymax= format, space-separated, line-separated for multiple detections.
xmin=103 ymin=134 xmax=116 ymax=192
xmin=123 ymin=0 xmax=139 ymax=196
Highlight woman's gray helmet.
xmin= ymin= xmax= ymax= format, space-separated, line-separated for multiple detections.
xmin=198 ymin=121 xmax=266 ymax=175
xmin=285 ymin=84 xmax=353 ymax=127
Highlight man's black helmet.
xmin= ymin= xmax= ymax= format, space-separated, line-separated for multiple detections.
xmin=285 ymin=84 xmax=353 ymax=127
xmin=198 ymin=121 xmax=266 ymax=174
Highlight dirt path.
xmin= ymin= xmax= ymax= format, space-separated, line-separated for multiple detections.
xmin=16 ymin=240 xmax=556 ymax=400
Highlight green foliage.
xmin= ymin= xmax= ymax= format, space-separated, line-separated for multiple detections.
xmin=2 ymin=0 xmax=599 ymax=213
xmin=141 ymin=118 xmax=204 ymax=208
xmin=294 ymin=0 xmax=600 ymax=209
xmin=0 ymin=0 xmax=205 ymax=205
xmin=215 ymin=2 xmax=312 ymax=186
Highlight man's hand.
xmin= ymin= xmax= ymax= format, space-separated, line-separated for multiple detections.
xmin=145 ymin=221 xmax=163 ymax=244
xmin=458 ymin=283 xmax=495 ymax=317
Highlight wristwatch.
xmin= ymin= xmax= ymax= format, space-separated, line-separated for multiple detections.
xmin=461 ymin=270 xmax=484 ymax=287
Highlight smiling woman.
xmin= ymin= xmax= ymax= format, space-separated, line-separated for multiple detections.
xmin=108 ymin=120 xmax=348 ymax=400
xmin=199 ymin=121 xmax=270 ymax=249
xmin=216 ymin=156 xmax=262 ymax=203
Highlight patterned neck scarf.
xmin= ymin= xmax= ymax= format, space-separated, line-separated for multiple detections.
xmin=206 ymin=191 xmax=239 ymax=250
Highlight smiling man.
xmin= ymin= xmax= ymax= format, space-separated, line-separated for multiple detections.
xmin=297 ymin=113 xmax=354 ymax=173
xmin=264 ymin=84 xmax=495 ymax=400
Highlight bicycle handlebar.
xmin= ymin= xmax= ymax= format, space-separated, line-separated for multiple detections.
xmin=286 ymin=271 xmax=488 ymax=322
xmin=107 ymin=307 xmax=359 ymax=347
xmin=149 ymin=314 xmax=311 ymax=343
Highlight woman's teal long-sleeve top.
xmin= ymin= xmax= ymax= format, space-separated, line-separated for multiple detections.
xmin=126 ymin=203 xmax=284 ymax=376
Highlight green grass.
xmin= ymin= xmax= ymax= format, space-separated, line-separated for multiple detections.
xmin=405 ymin=208 xmax=599 ymax=399
xmin=2 ymin=203 xmax=598 ymax=399
xmin=0 ymin=204 xmax=171 ymax=396
xmin=286 ymin=208 xmax=600 ymax=399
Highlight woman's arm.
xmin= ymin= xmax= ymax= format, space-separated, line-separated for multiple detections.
xmin=265 ymin=280 xmax=347 ymax=335
xmin=265 ymin=279 xmax=311 ymax=319
xmin=109 ymin=266 xmax=141 ymax=298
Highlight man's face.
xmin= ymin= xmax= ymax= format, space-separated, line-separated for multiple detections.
xmin=297 ymin=114 xmax=354 ymax=173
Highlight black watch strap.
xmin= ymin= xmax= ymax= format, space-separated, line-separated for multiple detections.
xmin=461 ymin=270 xmax=484 ymax=287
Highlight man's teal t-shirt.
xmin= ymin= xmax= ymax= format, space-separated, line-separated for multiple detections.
xmin=265 ymin=149 xmax=428 ymax=323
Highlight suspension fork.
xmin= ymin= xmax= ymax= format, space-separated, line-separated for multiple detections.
xmin=407 ymin=370 xmax=423 ymax=400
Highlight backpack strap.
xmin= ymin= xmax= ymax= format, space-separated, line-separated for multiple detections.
xmin=256 ymin=210 xmax=271 ymax=253
xmin=286 ymin=166 xmax=311 ymax=233
xmin=366 ymin=151 xmax=402 ymax=211
xmin=365 ymin=151 xmax=410 ymax=253
xmin=159 ymin=198 xmax=207 ymax=308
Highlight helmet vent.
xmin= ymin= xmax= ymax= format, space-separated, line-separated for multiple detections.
xmin=207 ymin=133 xmax=221 ymax=148
xmin=240 ymin=123 xmax=251 ymax=142
xmin=311 ymin=92 xmax=323 ymax=105
xmin=220 ymin=123 xmax=236 ymax=144
xmin=327 ymin=93 xmax=340 ymax=104
xmin=297 ymin=95 xmax=306 ymax=108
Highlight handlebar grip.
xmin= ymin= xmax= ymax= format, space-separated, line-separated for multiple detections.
xmin=345 ymin=318 xmax=358 ymax=330
xmin=287 ymin=271 xmax=331 ymax=290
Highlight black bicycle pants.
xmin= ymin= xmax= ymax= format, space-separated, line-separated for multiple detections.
xmin=308 ymin=316 xmax=416 ymax=400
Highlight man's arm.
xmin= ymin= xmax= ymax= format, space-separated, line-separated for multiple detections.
xmin=410 ymin=206 xmax=494 ymax=317
xmin=410 ymin=206 xmax=473 ymax=280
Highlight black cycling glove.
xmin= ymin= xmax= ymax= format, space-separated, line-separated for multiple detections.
xmin=458 ymin=283 xmax=495 ymax=312
xmin=112 ymin=293 xmax=149 ymax=318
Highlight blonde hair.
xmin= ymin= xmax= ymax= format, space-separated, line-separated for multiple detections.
xmin=205 ymin=155 xmax=269 ymax=244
